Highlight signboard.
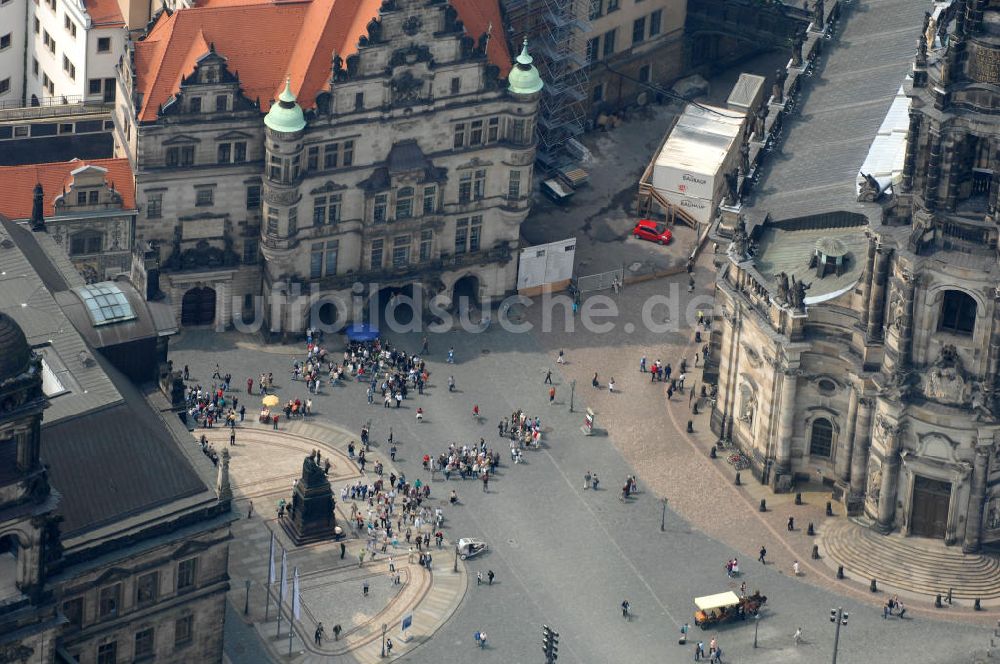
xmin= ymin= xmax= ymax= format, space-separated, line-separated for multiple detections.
xmin=517 ymin=238 xmax=577 ymax=295
xmin=582 ymin=408 xmax=595 ymax=436
xmin=400 ymin=612 xmax=413 ymax=642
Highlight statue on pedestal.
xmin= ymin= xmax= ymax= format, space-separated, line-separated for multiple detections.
xmin=281 ymin=450 xmax=337 ymax=545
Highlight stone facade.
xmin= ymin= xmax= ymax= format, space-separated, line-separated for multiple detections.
xmin=113 ymin=0 xmax=539 ymax=334
xmin=710 ymin=2 xmax=1000 ymax=550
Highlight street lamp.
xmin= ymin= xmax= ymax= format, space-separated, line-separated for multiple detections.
xmin=660 ymin=497 xmax=669 ymax=532
xmin=569 ymin=379 xmax=576 ymax=413
xmin=753 ymin=613 xmax=759 ymax=648
xmin=381 ymin=623 xmax=388 ymax=658
xmin=244 ymin=579 xmax=251 ymax=615
xmin=453 ymin=544 xmax=459 ymax=573
xmin=830 ymin=607 xmax=848 ymax=664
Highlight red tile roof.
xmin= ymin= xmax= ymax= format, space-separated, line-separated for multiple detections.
xmin=134 ymin=0 xmax=512 ymax=122
xmin=0 ymin=158 xmax=136 ymax=220
xmin=83 ymin=0 xmax=125 ymax=26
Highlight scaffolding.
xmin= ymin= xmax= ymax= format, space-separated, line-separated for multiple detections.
xmin=504 ymin=0 xmax=589 ymax=169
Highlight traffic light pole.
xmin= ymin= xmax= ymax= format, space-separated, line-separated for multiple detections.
xmin=830 ymin=607 xmax=848 ymax=664
xmin=542 ymin=624 xmax=559 ymax=663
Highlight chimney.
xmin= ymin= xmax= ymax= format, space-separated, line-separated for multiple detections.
xmin=30 ymin=183 xmax=45 ymax=231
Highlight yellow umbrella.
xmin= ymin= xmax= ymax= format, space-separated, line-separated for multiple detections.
xmin=262 ymin=394 xmax=280 ymax=408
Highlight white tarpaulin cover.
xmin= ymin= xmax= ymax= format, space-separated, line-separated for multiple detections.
xmin=695 ymin=591 xmax=741 ymax=611
xmin=653 ymin=103 xmax=746 ymax=201
xmin=858 ymin=84 xmax=910 ymax=194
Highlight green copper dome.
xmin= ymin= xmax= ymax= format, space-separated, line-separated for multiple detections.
xmin=508 ymin=38 xmax=544 ymax=96
xmin=264 ymin=78 xmax=306 ymax=133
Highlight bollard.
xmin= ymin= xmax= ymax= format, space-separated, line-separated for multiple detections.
xmin=976 ymin=599 xmax=983 ymax=611
xmin=935 ymin=594 xmax=943 ymax=608
xmin=837 ymin=565 xmax=844 ymax=580
xmin=870 ymin=578 xmax=877 ymax=592
xmin=759 ymin=498 xmax=767 ymax=512
xmin=811 ymin=544 xmax=820 ymax=560
xmin=795 ymin=492 xmax=802 ymax=505
xmin=735 ymin=472 xmax=741 ymax=486
xmin=807 ymin=522 xmax=815 ymax=536
xmin=710 ymin=446 xmax=717 ymax=459
xmin=686 ymin=420 xmax=694 ymax=433
xmin=826 ymin=501 xmax=834 ymax=517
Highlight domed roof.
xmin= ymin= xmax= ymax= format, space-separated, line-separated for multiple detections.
xmin=264 ymin=78 xmax=307 ymax=134
xmin=0 ymin=312 xmax=32 ymax=381
xmin=508 ymin=38 xmax=544 ymax=96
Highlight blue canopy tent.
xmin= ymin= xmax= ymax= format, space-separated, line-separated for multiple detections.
xmin=345 ymin=323 xmax=379 ymax=342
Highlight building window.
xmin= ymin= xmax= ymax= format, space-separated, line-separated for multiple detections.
xmin=509 ymin=118 xmax=527 ymax=145
xmin=96 ymin=642 xmax=117 ymax=664
xmin=607 ymin=0 xmax=618 ymax=10
xmin=266 ymin=207 xmax=278 ymax=235
xmin=166 ymin=146 xmax=194 ymax=167
xmin=809 ymin=418 xmax=834 ymax=458
xmin=43 ymin=30 xmax=55 ymax=54
xmin=395 ymin=187 xmax=413 ymax=219
xmin=939 ymin=290 xmax=977 ymax=335
xmin=97 ymin=36 xmax=111 ymax=52
xmin=0 ymin=33 xmax=10 ymax=50
xmin=602 ymin=29 xmax=616 ymax=57
xmin=487 ymin=116 xmax=499 ymax=142
xmin=34 ymin=18 xmax=39 ymax=34
xmin=470 ymin=119 xmax=483 ymax=145
xmin=70 ymin=231 xmax=103 ymax=255
xmin=638 ymin=64 xmax=651 ymax=83
xmin=592 ymin=84 xmax=604 ymax=102
xmin=217 ymin=141 xmax=246 ymax=164
xmin=459 ymin=173 xmax=472 ymax=203
xmin=455 ymin=218 xmax=469 ymax=255
xmin=419 ymin=229 xmax=433 ymax=261
xmin=134 ymin=628 xmax=155 ymax=659
xmin=324 ymin=240 xmax=338 ymax=275
xmin=98 ymin=584 xmax=121 ymax=619
xmin=354 ymin=92 xmax=364 ymax=110
xmin=469 ymin=215 xmax=482 ymax=251
xmin=392 ymin=235 xmax=411 ymax=267
xmin=146 ymin=192 xmax=163 ymax=218
xmin=370 ymin=239 xmax=383 ymax=269
xmin=288 ymin=206 xmax=297 ymax=235
xmin=189 ymin=97 xmax=202 ymax=113
xmin=632 ymin=16 xmax=646 ymax=44
xmin=472 ymin=169 xmax=486 ymax=200
xmin=217 ymin=143 xmax=231 ymax=164
xmin=649 ymin=9 xmax=662 ymax=37
xmin=89 ymin=78 xmax=101 ymax=94
xmin=588 ymin=0 xmax=602 ymax=20
xmin=176 ymin=558 xmax=197 ymax=591
xmin=373 ymin=193 xmax=388 ymax=223
xmin=195 ymin=187 xmax=214 ymax=207
xmin=32 ymin=58 xmax=39 ymax=76
xmin=586 ymin=37 xmax=599 ymax=63
xmin=313 ymin=194 xmax=341 ymax=225
xmin=63 ymin=597 xmax=84 ymax=628
xmin=508 ymin=170 xmax=521 ymax=199
xmin=451 ymin=77 xmax=460 ymax=94
xmin=269 ymin=155 xmax=281 ymax=181
xmin=453 ymin=123 xmax=465 ymax=149
xmin=324 ymin=143 xmax=338 ymax=169
xmin=63 ymin=16 xmax=76 ymax=37
xmin=243 ymin=238 xmax=258 ymax=264
xmin=422 ymin=186 xmax=436 ymax=215
xmin=215 ymin=94 xmax=228 ymax=112
xmin=343 ymin=140 xmax=354 ymax=166
xmin=307 ymin=146 xmax=319 ymax=171
xmin=76 ymin=191 xmax=88 ymax=205
xmin=310 ymin=243 xmax=324 ymax=279
xmin=246 ymin=185 xmax=261 ymax=210
xmin=234 ymin=142 xmax=246 ymax=163
xmin=174 ymin=615 xmax=194 ymax=648
xmin=136 ymin=571 xmax=158 ymax=605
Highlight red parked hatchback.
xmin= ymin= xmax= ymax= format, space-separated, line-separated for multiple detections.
xmin=631 ymin=219 xmax=673 ymax=245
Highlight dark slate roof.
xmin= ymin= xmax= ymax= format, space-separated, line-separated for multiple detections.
xmin=387 ymin=140 xmax=428 ymax=174
xmin=43 ymin=359 xmax=207 ymax=537
xmin=744 ymin=0 xmax=926 ymax=224
xmin=0 ymin=218 xmax=69 ymax=292
xmin=0 ymin=134 xmax=114 ymax=166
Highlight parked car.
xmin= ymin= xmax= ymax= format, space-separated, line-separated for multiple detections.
xmin=632 ymin=219 xmax=673 ymax=245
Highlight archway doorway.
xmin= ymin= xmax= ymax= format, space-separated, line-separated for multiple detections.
xmin=911 ymin=476 xmax=951 ymax=539
xmin=373 ymin=285 xmax=416 ymax=327
xmin=452 ymin=275 xmax=480 ymax=315
xmin=181 ymin=287 xmax=216 ymax=326
xmin=0 ymin=534 xmax=19 ymax=590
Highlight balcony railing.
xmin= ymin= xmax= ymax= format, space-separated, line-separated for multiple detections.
xmin=0 ymin=96 xmax=115 ymax=121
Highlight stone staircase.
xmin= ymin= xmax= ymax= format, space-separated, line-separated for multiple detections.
xmin=820 ymin=518 xmax=1000 ymax=600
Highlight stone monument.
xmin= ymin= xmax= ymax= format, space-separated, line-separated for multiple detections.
xmin=282 ymin=450 xmax=337 ymax=545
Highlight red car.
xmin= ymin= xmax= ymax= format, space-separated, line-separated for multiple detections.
xmin=632 ymin=219 xmax=673 ymax=245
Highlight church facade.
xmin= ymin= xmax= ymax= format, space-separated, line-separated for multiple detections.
xmin=113 ymin=0 xmax=541 ymax=334
xmin=711 ymin=1 xmax=1000 ymax=550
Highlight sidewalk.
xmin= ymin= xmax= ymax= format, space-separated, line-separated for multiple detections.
xmin=204 ymin=417 xmax=468 ymax=662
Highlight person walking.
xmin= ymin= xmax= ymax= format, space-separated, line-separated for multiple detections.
xmin=592 ymin=372 xmax=599 ymax=388
xmin=247 ymin=501 xmax=253 ymax=518
xmin=477 ymin=571 xmax=483 ymax=586
xmin=758 ymin=545 xmax=767 ymax=564
xmin=557 ymin=350 xmax=565 ymax=364
xmin=363 ymin=580 xmax=369 ymax=597
xmin=584 ymin=470 xmax=592 ymax=489
xmin=608 ymin=377 xmax=616 ymax=393
xmin=229 ymin=430 xmax=236 ymax=446
xmin=544 ymin=369 xmax=553 ymax=384
xmin=239 ymin=405 xmax=246 ymax=422
xmin=621 ymin=599 xmax=630 ymax=620
xmin=793 ymin=627 xmax=802 ymax=645
xmin=314 ymin=622 xmax=325 ymax=646
xmin=640 ymin=355 xmax=647 ymax=373
xmin=448 ymin=376 xmax=455 ymax=392
xmin=448 ymin=347 xmax=455 ymax=363
xmin=487 ymin=570 xmax=495 ymax=585
xmin=421 ymin=336 xmax=429 ymax=354
xmin=695 ymin=641 xmax=705 ymax=661
xmin=792 ymin=560 xmax=800 ymax=576
xmin=549 ymin=386 xmax=556 ymax=404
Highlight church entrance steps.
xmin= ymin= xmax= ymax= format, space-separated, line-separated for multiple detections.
xmin=820 ymin=518 xmax=1000 ymax=599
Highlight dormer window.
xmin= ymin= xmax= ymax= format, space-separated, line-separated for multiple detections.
xmin=190 ymin=97 xmax=202 ymax=113
xmin=75 ymin=190 xmax=99 ymax=205
xmin=215 ymin=95 xmax=228 ymax=112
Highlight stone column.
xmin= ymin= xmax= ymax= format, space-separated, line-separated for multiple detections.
xmin=986 ymin=292 xmax=1000 ymax=399
xmin=865 ymin=247 xmax=891 ymax=342
xmin=216 ymin=448 xmax=232 ymax=502
xmin=896 ymin=271 xmax=918 ymax=369
xmin=847 ymin=397 xmax=875 ymax=514
xmin=836 ymin=386 xmax=860 ymax=484
xmin=858 ymin=236 xmax=876 ymax=331
xmin=963 ymin=447 xmax=990 ymax=553
xmin=923 ymin=130 xmax=943 ymax=211
xmin=944 ymin=135 xmax=963 ymax=211
xmin=713 ymin=307 xmax=741 ymax=439
xmin=774 ymin=369 xmax=799 ymax=477
xmin=901 ymin=111 xmax=922 ymax=193
xmin=875 ymin=421 xmax=903 ymax=534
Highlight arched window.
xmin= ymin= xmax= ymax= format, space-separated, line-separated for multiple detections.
xmin=939 ymin=290 xmax=977 ymax=335
xmin=395 ymin=187 xmax=414 ymax=220
xmin=809 ymin=418 xmax=834 ymax=458
xmin=69 ymin=230 xmax=103 ymax=256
